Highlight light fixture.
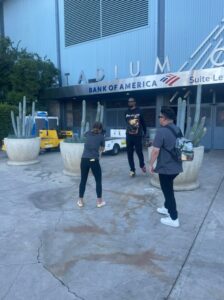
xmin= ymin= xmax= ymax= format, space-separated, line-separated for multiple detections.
xmin=169 ymin=91 xmax=179 ymax=103
xmin=183 ymin=90 xmax=191 ymax=99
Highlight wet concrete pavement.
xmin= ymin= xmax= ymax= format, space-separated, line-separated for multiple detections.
xmin=0 ymin=149 xmax=224 ymax=300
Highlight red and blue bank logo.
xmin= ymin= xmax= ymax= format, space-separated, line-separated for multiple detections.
xmin=160 ymin=74 xmax=180 ymax=86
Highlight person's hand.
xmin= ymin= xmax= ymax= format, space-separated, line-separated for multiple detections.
xmin=99 ymin=150 xmax=103 ymax=160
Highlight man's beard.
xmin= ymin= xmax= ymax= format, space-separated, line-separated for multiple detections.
xmin=128 ymin=104 xmax=135 ymax=108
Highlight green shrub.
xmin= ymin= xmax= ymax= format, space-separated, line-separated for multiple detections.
xmin=0 ymin=103 xmax=18 ymax=144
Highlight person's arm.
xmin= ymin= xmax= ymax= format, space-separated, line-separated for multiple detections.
xmin=140 ymin=112 xmax=147 ymax=135
xmin=99 ymin=136 xmax=105 ymax=153
xmin=149 ymin=146 xmax=160 ymax=174
xmin=149 ymin=128 xmax=164 ymax=173
xmin=124 ymin=110 xmax=128 ymax=126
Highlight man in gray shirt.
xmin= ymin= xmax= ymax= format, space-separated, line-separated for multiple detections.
xmin=149 ymin=107 xmax=183 ymax=228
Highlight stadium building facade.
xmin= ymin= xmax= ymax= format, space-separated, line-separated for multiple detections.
xmin=1 ymin=0 xmax=224 ymax=149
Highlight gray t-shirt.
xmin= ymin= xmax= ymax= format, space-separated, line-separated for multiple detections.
xmin=82 ymin=131 xmax=105 ymax=159
xmin=153 ymin=124 xmax=183 ymax=174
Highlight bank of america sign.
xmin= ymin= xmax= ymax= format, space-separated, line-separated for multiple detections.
xmin=72 ymin=67 xmax=224 ymax=96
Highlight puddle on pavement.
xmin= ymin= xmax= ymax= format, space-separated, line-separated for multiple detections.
xmin=29 ymin=187 xmax=71 ymax=210
xmin=103 ymin=188 xmax=154 ymax=202
xmin=102 ymin=188 xmax=159 ymax=214
xmin=48 ymin=249 xmax=168 ymax=279
xmin=63 ymin=225 xmax=108 ymax=235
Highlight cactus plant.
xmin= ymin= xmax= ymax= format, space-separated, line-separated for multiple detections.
xmin=95 ymin=101 xmax=104 ymax=123
xmin=10 ymin=96 xmax=35 ymax=138
xmin=95 ymin=101 xmax=101 ymax=122
xmin=65 ymin=100 xmax=104 ymax=143
xmin=99 ymin=103 xmax=104 ymax=123
xmin=176 ymin=85 xmax=207 ymax=147
xmin=177 ymin=97 xmax=186 ymax=135
xmin=80 ymin=99 xmax=86 ymax=140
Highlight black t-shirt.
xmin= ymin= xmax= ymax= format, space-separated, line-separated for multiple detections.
xmin=125 ymin=107 xmax=146 ymax=136
xmin=82 ymin=131 xmax=105 ymax=159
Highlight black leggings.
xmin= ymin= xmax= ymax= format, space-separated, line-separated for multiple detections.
xmin=159 ymin=174 xmax=178 ymax=220
xmin=126 ymin=135 xmax=145 ymax=172
xmin=79 ymin=158 xmax=102 ymax=198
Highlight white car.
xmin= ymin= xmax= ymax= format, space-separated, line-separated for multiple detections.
xmin=104 ymin=129 xmax=126 ymax=155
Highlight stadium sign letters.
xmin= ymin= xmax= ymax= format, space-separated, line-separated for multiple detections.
xmin=77 ymin=47 xmax=224 ymax=86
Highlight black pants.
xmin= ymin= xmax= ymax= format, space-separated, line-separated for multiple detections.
xmin=79 ymin=158 xmax=102 ymax=198
xmin=159 ymin=174 xmax=178 ymax=220
xmin=126 ymin=135 xmax=145 ymax=172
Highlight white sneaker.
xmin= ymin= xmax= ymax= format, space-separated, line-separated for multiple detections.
xmin=77 ymin=200 xmax=84 ymax=207
xmin=157 ymin=206 xmax=169 ymax=216
xmin=160 ymin=217 xmax=180 ymax=228
xmin=96 ymin=201 xmax=106 ymax=208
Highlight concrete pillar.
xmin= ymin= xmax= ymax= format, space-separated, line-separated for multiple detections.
xmin=55 ymin=0 xmax=62 ymax=86
xmin=157 ymin=0 xmax=165 ymax=72
xmin=48 ymin=100 xmax=60 ymax=118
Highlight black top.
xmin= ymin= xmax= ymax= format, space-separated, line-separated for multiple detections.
xmin=125 ymin=107 xmax=146 ymax=136
xmin=153 ymin=123 xmax=183 ymax=174
xmin=82 ymin=131 xmax=105 ymax=159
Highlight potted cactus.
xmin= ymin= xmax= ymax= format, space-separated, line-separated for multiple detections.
xmin=149 ymin=85 xmax=207 ymax=190
xmin=60 ymin=100 xmax=104 ymax=176
xmin=4 ymin=96 xmax=40 ymax=165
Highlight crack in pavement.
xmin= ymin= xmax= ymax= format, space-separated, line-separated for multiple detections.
xmin=54 ymin=211 xmax=65 ymax=231
xmin=37 ymin=227 xmax=85 ymax=300
xmin=42 ymin=264 xmax=85 ymax=300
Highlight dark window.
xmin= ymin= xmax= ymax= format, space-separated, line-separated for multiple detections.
xmin=64 ymin=0 xmax=101 ymax=46
xmin=64 ymin=0 xmax=149 ymax=46
xmin=102 ymin=0 xmax=148 ymax=37
xmin=142 ymin=108 xmax=156 ymax=127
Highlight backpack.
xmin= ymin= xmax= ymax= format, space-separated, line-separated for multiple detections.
xmin=165 ymin=126 xmax=194 ymax=162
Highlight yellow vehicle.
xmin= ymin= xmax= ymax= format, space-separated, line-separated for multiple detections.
xmin=35 ymin=113 xmax=72 ymax=151
xmin=39 ymin=129 xmax=72 ymax=150
xmin=1 ymin=143 xmax=6 ymax=151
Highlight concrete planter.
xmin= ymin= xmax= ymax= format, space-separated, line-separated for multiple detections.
xmin=148 ymin=145 xmax=204 ymax=191
xmin=5 ymin=137 xmax=40 ymax=166
xmin=60 ymin=141 xmax=84 ymax=176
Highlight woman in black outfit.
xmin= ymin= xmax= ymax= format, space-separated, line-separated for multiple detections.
xmin=78 ymin=122 xmax=105 ymax=208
